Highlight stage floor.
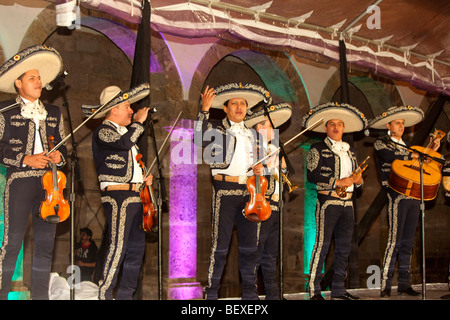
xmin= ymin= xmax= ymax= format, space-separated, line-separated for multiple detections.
xmin=282 ymin=283 xmax=450 ymax=300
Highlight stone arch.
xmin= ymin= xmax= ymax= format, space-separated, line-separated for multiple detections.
xmin=17 ymin=3 xmax=183 ymax=138
xmin=321 ymin=69 xmax=404 ymax=121
xmin=189 ymin=40 xmax=309 ymax=134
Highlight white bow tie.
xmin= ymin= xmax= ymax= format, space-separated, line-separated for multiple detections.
xmin=331 ymin=141 xmax=350 ymax=155
xmin=230 ymin=122 xmax=245 ymax=133
xmin=21 ymin=100 xmax=47 ymax=121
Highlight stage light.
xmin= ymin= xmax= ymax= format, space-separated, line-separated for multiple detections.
xmin=55 ymin=0 xmax=80 ymax=29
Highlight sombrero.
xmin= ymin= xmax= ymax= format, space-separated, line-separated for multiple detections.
xmin=368 ymin=105 xmax=424 ymax=129
xmin=210 ymin=82 xmax=272 ymax=109
xmin=244 ymin=103 xmax=292 ymax=129
xmin=0 ymin=45 xmax=63 ymax=93
xmin=82 ymin=83 xmax=150 ymax=119
xmin=302 ymin=102 xmax=368 ymax=133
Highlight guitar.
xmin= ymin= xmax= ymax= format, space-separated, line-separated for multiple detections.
xmin=388 ymin=129 xmax=445 ymax=200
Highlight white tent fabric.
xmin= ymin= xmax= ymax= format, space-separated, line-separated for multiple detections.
xmin=52 ymin=0 xmax=449 ymax=95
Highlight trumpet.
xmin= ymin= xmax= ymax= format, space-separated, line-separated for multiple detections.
xmin=274 ymin=171 xmax=299 ymax=193
xmin=335 ymin=156 xmax=370 ymax=198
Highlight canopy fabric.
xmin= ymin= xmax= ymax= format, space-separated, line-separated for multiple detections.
xmin=55 ymin=0 xmax=450 ymax=96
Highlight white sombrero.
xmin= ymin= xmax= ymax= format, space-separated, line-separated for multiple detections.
xmin=302 ymin=102 xmax=368 ymax=133
xmin=82 ymin=83 xmax=150 ymax=119
xmin=244 ymin=103 xmax=292 ymax=128
xmin=368 ymin=105 xmax=424 ymax=129
xmin=0 ymin=45 xmax=63 ymax=93
xmin=210 ymin=82 xmax=272 ymax=109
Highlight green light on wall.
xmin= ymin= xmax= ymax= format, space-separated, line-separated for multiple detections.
xmin=0 ymin=165 xmax=27 ymax=300
xmin=299 ymin=143 xmax=317 ymax=276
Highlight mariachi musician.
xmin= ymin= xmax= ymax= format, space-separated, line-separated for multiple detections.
xmin=194 ymin=83 xmax=272 ymax=300
xmin=369 ymin=105 xmax=441 ymax=297
xmin=82 ymin=84 xmax=153 ymax=300
xmin=303 ymin=102 xmax=368 ymax=300
xmin=0 ymin=45 xmax=67 ymax=300
xmin=244 ymin=102 xmax=292 ymax=300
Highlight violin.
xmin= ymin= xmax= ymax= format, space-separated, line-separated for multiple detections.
xmin=40 ymin=136 xmax=70 ymax=223
xmin=136 ymin=153 xmax=157 ymax=232
xmin=244 ymin=164 xmax=271 ymax=222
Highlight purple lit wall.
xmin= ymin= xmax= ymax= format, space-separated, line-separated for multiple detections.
xmin=168 ymin=119 xmax=202 ymax=300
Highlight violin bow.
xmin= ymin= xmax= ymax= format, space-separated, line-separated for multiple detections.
xmin=247 ymin=117 xmax=324 ymax=172
xmin=0 ymin=102 xmax=20 ymax=113
xmin=47 ymin=91 xmax=122 ymax=154
xmin=144 ymin=111 xmax=183 ymax=178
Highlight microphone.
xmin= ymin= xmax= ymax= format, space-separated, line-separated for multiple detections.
xmin=364 ymin=129 xmax=388 ymax=138
xmin=45 ymin=70 xmax=68 ymax=90
xmin=133 ymin=107 xmax=157 ymax=119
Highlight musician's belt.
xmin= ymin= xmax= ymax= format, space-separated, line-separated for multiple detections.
xmin=214 ymin=174 xmax=278 ymax=201
xmin=102 ymin=183 xmax=142 ymax=192
xmin=318 ymin=190 xmax=353 ymax=200
xmin=213 ymin=174 xmax=248 ymax=184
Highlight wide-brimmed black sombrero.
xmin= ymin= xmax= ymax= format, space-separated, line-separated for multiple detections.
xmin=302 ymin=102 xmax=368 ymax=133
xmin=0 ymin=45 xmax=63 ymax=93
xmin=82 ymin=83 xmax=150 ymax=119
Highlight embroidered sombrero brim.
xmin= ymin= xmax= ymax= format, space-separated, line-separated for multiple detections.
xmin=368 ymin=105 xmax=424 ymax=129
xmin=82 ymin=83 xmax=150 ymax=118
xmin=210 ymin=83 xmax=272 ymax=109
xmin=0 ymin=45 xmax=63 ymax=94
xmin=302 ymin=102 xmax=368 ymax=133
xmin=244 ymin=103 xmax=292 ymax=128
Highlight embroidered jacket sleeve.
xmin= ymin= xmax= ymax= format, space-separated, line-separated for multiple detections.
xmin=92 ymin=121 xmax=144 ymax=184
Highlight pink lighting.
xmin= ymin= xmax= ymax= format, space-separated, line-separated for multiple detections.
xmin=168 ymin=119 xmax=202 ymax=300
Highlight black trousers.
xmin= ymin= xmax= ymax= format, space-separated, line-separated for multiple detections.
xmin=0 ymin=171 xmax=56 ymax=300
xmin=308 ymin=194 xmax=354 ymax=297
xmin=381 ymin=189 xmax=420 ymax=292
xmin=205 ymin=180 xmax=260 ymax=300
xmin=97 ymin=188 xmax=145 ymax=300
xmin=257 ymin=201 xmax=280 ymax=300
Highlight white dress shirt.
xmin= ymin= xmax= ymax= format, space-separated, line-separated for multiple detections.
xmin=211 ymin=120 xmax=254 ymax=178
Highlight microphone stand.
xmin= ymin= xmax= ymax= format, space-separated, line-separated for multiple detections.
xmin=55 ymin=77 xmax=80 ymax=301
xmin=146 ymin=112 xmax=167 ymax=300
xmin=260 ymin=103 xmax=288 ymax=300
xmin=48 ymin=78 xmax=79 ymax=300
